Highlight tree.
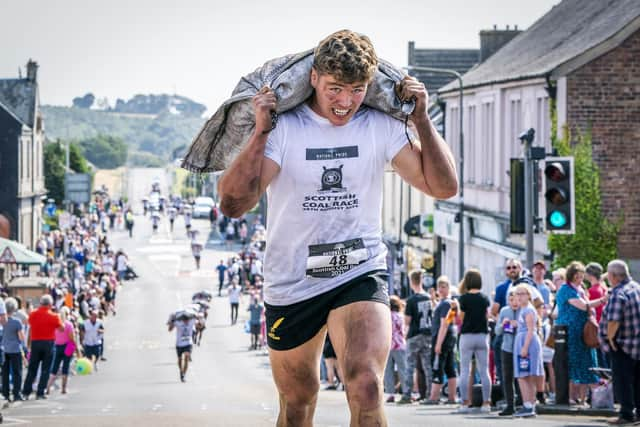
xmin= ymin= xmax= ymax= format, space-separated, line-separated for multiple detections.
xmin=43 ymin=140 xmax=91 ymax=204
xmin=547 ymin=125 xmax=621 ymax=269
xmin=78 ymin=134 xmax=128 ymax=169
xmin=44 ymin=142 xmax=65 ymax=204
xmin=72 ymin=93 xmax=95 ymax=109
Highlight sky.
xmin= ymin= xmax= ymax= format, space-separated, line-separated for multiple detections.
xmin=1 ymin=0 xmax=560 ymax=114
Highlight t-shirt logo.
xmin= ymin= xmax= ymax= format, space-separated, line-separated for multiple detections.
xmin=321 ymin=165 xmax=346 ymax=193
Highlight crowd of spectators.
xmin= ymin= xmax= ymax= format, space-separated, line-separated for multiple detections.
xmin=0 ymin=194 xmax=135 ymax=402
xmin=317 ymin=257 xmax=639 ymax=423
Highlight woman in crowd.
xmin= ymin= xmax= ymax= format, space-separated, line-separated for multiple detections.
xmin=554 ymin=261 xmax=607 ymax=405
xmin=585 ymin=262 xmax=609 ymax=369
xmin=512 ymin=285 xmax=544 ymax=417
xmin=323 ymin=334 xmax=342 ymax=391
xmin=47 ymin=306 xmax=76 ymax=395
xmin=456 ymin=269 xmax=492 ymax=413
xmin=384 ymin=295 xmax=407 ymax=402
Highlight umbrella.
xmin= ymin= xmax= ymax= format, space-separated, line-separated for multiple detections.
xmin=0 ymin=237 xmax=46 ymax=265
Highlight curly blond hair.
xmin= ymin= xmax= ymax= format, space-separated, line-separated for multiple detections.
xmin=313 ymin=29 xmax=378 ymax=83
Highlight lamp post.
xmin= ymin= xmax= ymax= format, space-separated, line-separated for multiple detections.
xmin=404 ymin=66 xmax=465 ymax=281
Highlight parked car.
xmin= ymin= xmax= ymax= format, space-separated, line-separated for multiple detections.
xmin=192 ymin=197 xmax=215 ymax=218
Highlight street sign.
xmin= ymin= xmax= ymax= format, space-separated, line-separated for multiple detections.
xmin=0 ymin=247 xmax=16 ymax=263
xmin=65 ymin=173 xmax=91 ymax=204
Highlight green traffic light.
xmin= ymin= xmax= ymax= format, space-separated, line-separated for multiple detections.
xmin=549 ymin=211 xmax=567 ymax=228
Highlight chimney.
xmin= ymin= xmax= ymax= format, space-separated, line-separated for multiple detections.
xmin=26 ymin=59 xmax=38 ymax=82
xmin=479 ymin=26 xmax=522 ymax=63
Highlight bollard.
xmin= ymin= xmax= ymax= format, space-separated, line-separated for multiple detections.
xmin=553 ymin=324 xmax=569 ymax=405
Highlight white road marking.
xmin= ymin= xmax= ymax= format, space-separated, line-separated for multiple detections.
xmin=152 ymin=403 xmax=163 ymax=411
xmin=0 ymin=417 xmax=30 ymax=425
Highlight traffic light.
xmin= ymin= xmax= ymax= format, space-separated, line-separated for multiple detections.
xmin=543 ymin=157 xmax=575 ymax=234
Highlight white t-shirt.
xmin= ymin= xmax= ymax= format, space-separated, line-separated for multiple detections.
xmin=263 ymin=104 xmax=408 ymax=305
xmin=102 ymin=255 xmax=114 ymax=274
xmin=82 ymin=319 xmax=103 ymax=346
xmin=116 ymin=254 xmax=127 ymax=272
xmin=228 ymin=286 xmax=242 ymax=304
xmin=174 ymin=319 xmax=196 ymax=347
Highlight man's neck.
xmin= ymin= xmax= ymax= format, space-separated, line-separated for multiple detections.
xmin=411 ymin=286 xmax=425 ymax=295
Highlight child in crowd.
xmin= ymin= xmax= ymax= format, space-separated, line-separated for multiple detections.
xmin=513 ymin=284 xmax=544 ymax=418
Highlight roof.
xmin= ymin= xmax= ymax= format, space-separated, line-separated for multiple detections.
xmin=0 ymin=78 xmax=37 ymax=127
xmin=440 ymin=0 xmax=640 ymax=93
xmin=409 ymin=48 xmax=479 ymax=94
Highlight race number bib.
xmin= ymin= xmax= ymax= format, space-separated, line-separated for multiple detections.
xmin=306 ymin=238 xmax=368 ymax=278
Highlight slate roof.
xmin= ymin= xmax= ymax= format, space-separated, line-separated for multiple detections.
xmin=0 ymin=78 xmax=37 ymax=127
xmin=440 ymin=0 xmax=640 ymax=93
xmin=409 ymin=48 xmax=479 ymax=95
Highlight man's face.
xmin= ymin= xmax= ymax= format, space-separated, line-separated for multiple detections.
xmin=607 ymin=271 xmax=619 ymax=286
xmin=532 ymin=264 xmax=545 ymax=281
xmin=437 ymin=283 xmax=449 ymax=299
xmin=506 ymin=262 xmax=521 ymax=280
xmin=309 ymin=69 xmax=368 ymax=126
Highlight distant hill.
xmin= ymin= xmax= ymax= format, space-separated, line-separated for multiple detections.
xmin=41 ymin=100 xmax=207 ymax=166
xmin=71 ymin=92 xmax=207 ymax=117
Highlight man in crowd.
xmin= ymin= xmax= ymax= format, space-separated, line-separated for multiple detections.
xmin=428 ymin=276 xmax=458 ymax=404
xmin=217 ymin=260 xmax=228 ymax=296
xmin=531 ymin=260 xmax=552 ymax=307
xmin=399 ymin=270 xmax=434 ymax=404
xmin=80 ymin=310 xmax=105 ymax=371
xmin=218 ymin=29 xmax=457 ymax=425
xmin=600 ymin=260 xmax=640 ymax=426
xmin=23 ymin=295 xmax=62 ymax=400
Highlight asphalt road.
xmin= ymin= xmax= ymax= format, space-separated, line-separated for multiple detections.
xmin=0 ymin=168 xmax=610 ymax=426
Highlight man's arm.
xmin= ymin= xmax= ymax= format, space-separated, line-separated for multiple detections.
xmin=391 ymin=77 xmax=458 ymax=200
xmin=218 ymin=87 xmax=280 ymax=218
xmin=490 ymin=302 xmax=500 ymax=319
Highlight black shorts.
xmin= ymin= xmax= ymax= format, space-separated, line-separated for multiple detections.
xmin=431 ymin=336 xmax=457 ymax=383
xmin=176 ymin=345 xmax=192 ymax=357
xmin=265 ymin=270 xmax=389 ymax=351
xmin=250 ymin=323 xmax=261 ymax=335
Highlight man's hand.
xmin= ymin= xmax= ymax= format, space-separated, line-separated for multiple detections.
xmin=253 ymin=86 xmax=277 ymax=135
xmin=396 ymin=76 xmax=429 ymax=123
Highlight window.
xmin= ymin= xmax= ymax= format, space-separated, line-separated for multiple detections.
xmin=465 ymin=105 xmax=477 ymax=184
xmin=536 ymin=97 xmax=551 ymax=152
xmin=449 ymin=106 xmax=460 ymax=163
xmin=480 ymin=102 xmax=495 ymax=185
xmin=500 ymin=98 xmax=522 ymax=189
